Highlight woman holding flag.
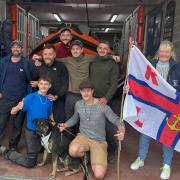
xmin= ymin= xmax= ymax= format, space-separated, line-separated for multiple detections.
xmin=130 ymin=40 xmax=180 ymax=180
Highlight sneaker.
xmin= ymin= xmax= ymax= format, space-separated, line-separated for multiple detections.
xmin=130 ymin=157 xmax=144 ymax=170
xmin=160 ymin=164 xmax=171 ymax=179
xmin=0 ymin=145 xmax=7 ymax=156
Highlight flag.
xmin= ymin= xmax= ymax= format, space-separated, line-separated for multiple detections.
xmin=123 ymin=45 xmax=180 ymax=152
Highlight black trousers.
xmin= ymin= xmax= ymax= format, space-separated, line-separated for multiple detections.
xmin=0 ymin=97 xmax=25 ymax=149
xmin=106 ymin=100 xmax=118 ymax=155
xmin=6 ymin=129 xmax=41 ymax=168
xmin=65 ymin=92 xmax=82 ymax=135
xmin=53 ymin=96 xmax=66 ymax=123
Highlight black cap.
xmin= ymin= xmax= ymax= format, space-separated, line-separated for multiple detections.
xmin=70 ymin=40 xmax=83 ymax=49
xmin=79 ymin=80 xmax=94 ymax=90
xmin=11 ymin=40 xmax=23 ymax=48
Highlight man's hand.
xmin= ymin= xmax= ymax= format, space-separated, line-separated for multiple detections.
xmin=112 ymin=55 xmax=120 ymax=63
xmin=98 ymin=97 xmax=108 ymax=106
xmin=30 ymin=81 xmax=38 ymax=88
xmin=114 ymin=127 xmax=125 ymax=141
xmin=48 ymin=94 xmax=58 ymax=101
xmin=57 ymin=123 xmax=67 ymax=132
xmin=32 ymin=54 xmax=42 ymax=67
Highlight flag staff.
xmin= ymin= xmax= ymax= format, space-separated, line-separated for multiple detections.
xmin=117 ymin=38 xmax=134 ymax=180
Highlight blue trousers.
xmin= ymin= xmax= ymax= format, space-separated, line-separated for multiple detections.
xmin=138 ymin=133 xmax=174 ymax=166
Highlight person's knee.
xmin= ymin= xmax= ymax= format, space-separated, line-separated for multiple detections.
xmin=69 ymin=144 xmax=80 ymax=157
xmin=92 ymin=166 xmax=106 ymax=179
xmin=93 ymin=169 xmax=106 ymax=179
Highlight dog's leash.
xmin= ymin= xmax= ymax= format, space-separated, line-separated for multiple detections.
xmin=55 ymin=125 xmax=90 ymax=180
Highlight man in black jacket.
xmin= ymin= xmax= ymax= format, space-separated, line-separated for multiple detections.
xmin=31 ymin=44 xmax=69 ymax=123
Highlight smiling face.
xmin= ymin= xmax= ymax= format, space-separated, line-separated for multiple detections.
xmin=71 ymin=45 xmax=83 ymax=58
xmin=157 ymin=46 xmax=172 ymax=62
xmin=42 ymin=48 xmax=56 ymax=66
xmin=11 ymin=44 xmax=23 ymax=57
xmin=38 ymin=79 xmax=51 ymax=95
xmin=59 ymin=30 xmax=72 ymax=45
xmin=97 ymin=43 xmax=110 ymax=57
xmin=80 ymin=88 xmax=94 ymax=102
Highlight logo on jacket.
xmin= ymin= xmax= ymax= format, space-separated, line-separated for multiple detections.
xmin=20 ymin=68 xmax=24 ymax=72
xmin=53 ymin=68 xmax=56 ymax=71
xmin=172 ymin=80 xmax=178 ymax=87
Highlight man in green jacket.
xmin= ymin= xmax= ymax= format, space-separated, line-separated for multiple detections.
xmin=90 ymin=40 xmax=119 ymax=163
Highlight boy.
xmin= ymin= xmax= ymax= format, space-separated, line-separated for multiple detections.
xmin=4 ymin=76 xmax=53 ymax=168
xmin=59 ymin=80 xmax=125 ymax=179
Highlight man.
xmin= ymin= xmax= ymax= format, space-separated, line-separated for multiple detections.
xmin=55 ymin=27 xmax=72 ymax=59
xmin=61 ymin=40 xmax=94 ymax=122
xmin=33 ymin=27 xmax=72 ymax=64
xmin=59 ymin=80 xmax=125 ymax=180
xmin=90 ymin=40 xmax=119 ymax=163
xmin=0 ymin=40 xmax=36 ymax=153
xmin=31 ymin=44 xmax=69 ymax=123
xmin=4 ymin=77 xmax=53 ymax=168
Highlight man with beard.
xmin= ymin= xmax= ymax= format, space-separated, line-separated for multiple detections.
xmin=0 ymin=40 xmax=36 ymax=154
xmin=31 ymin=44 xmax=69 ymax=124
xmin=33 ymin=27 xmax=72 ymax=64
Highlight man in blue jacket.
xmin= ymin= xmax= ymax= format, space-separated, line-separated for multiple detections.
xmin=0 ymin=40 xmax=36 ymax=153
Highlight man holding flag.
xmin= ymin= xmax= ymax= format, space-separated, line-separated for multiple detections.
xmin=123 ymin=40 xmax=180 ymax=180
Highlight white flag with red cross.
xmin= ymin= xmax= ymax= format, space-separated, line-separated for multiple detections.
xmin=123 ymin=45 xmax=180 ymax=152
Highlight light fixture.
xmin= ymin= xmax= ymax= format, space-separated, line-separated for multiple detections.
xmin=53 ymin=13 xmax=61 ymax=22
xmin=105 ymin=28 xmax=109 ymax=32
xmin=110 ymin=14 xmax=118 ymax=23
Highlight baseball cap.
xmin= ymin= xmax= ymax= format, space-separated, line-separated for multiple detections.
xmin=11 ymin=40 xmax=23 ymax=48
xmin=70 ymin=40 xmax=83 ymax=49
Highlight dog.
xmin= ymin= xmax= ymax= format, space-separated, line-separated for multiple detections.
xmin=34 ymin=118 xmax=89 ymax=180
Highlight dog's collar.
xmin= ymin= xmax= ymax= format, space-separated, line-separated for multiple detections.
xmin=41 ymin=132 xmax=52 ymax=153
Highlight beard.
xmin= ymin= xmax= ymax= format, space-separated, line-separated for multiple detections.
xmin=12 ymin=51 xmax=21 ymax=57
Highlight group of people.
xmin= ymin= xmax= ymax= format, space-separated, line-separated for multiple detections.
xmin=0 ymin=27 xmax=125 ymax=179
xmin=0 ymin=26 xmax=179 ymax=180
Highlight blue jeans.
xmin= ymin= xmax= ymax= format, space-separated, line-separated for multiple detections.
xmin=138 ymin=133 xmax=174 ymax=166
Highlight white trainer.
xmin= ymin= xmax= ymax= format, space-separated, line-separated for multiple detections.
xmin=160 ymin=164 xmax=171 ymax=179
xmin=130 ymin=157 xmax=144 ymax=170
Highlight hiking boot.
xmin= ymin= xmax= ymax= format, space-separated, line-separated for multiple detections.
xmin=160 ymin=164 xmax=171 ymax=179
xmin=130 ymin=157 xmax=144 ymax=170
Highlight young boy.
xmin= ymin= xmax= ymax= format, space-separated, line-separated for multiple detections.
xmin=59 ymin=80 xmax=125 ymax=179
xmin=4 ymin=76 xmax=53 ymax=168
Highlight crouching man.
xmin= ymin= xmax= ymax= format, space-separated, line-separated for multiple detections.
xmin=58 ymin=80 xmax=125 ymax=179
xmin=4 ymin=76 xmax=53 ymax=168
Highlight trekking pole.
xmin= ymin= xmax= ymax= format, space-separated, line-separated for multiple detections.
xmin=117 ymin=38 xmax=134 ymax=180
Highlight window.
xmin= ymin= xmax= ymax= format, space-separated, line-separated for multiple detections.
xmin=163 ymin=1 xmax=176 ymax=41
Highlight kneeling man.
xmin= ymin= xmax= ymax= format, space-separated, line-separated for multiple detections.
xmin=59 ymin=80 xmax=125 ymax=179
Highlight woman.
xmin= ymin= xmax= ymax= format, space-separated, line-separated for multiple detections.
xmin=130 ymin=40 xmax=180 ymax=180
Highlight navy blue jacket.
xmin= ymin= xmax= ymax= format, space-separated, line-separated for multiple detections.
xmin=0 ymin=54 xmax=37 ymax=94
xmin=151 ymin=59 xmax=180 ymax=92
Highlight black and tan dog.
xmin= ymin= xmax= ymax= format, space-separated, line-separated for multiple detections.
xmin=34 ymin=119 xmax=89 ymax=180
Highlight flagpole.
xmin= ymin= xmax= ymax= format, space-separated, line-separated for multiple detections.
xmin=117 ymin=38 xmax=133 ymax=180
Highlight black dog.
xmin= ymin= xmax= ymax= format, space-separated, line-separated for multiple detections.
xmin=34 ymin=119 xmax=89 ymax=180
